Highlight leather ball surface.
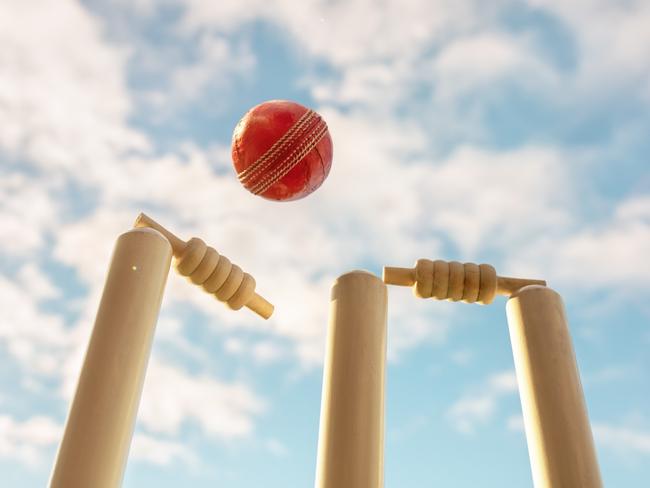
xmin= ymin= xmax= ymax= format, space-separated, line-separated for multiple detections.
xmin=232 ymin=100 xmax=333 ymax=201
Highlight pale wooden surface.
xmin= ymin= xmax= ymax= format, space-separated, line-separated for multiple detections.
xmin=506 ymin=285 xmax=603 ymax=488
xmin=50 ymin=228 xmax=172 ymax=488
xmin=383 ymin=259 xmax=545 ymax=304
xmin=315 ymin=271 xmax=388 ymax=488
xmin=134 ymin=212 xmax=273 ymax=319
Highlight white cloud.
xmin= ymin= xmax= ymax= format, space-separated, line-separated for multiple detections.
xmin=507 ymin=416 xmax=650 ymax=459
xmin=432 ymin=33 xmax=558 ymax=102
xmin=53 ymin=208 xmax=138 ymax=287
xmin=451 ymin=348 xmax=474 ymax=366
xmin=489 ymin=370 xmax=519 ymax=391
xmin=155 ymin=315 xmax=209 ymax=364
xmin=509 ymin=410 xmax=650 ymax=458
xmin=176 ymin=0 xmax=499 ymax=112
xmin=264 ymin=438 xmax=289 ymax=458
xmin=386 ymin=287 xmax=451 ymax=361
xmin=310 ymin=63 xmax=407 ymax=108
xmin=171 ymin=0 xmax=650 ymax=126
xmin=447 ymin=370 xmax=519 ymax=433
xmin=411 ymin=145 xmax=573 ymax=256
xmin=448 ymin=395 xmax=496 ymax=434
xmin=17 ymin=263 xmax=62 ymax=301
xmin=506 ymin=414 xmax=525 ymax=432
xmin=224 ymin=337 xmax=245 ymax=355
xmin=388 ymin=414 xmax=431 ymax=443
xmin=223 ymin=338 xmax=289 ymax=366
xmin=0 ymin=415 xmax=61 ymax=466
xmin=251 ymin=341 xmax=285 ymax=364
xmin=593 ymin=423 xmax=650 ymax=457
xmin=508 ymin=194 xmax=650 ymax=291
xmin=180 ymin=0 xmax=482 ymax=67
xmin=138 ymin=34 xmax=256 ymax=120
xmin=0 ymin=0 xmax=146 ymax=176
xmin=528 ymin=0 xmax=650 ymax=101
xmin=584 ymin=365 xmax=636 ymax=387
xmin=168 ymin=34 xmax=255 ymax=104
xmin=138 ymin=358 xmax=265 ymax=439
xmin=0 ymin=174 xmax=60 ymax=257
xmin=130 ymin=432 xmax=198 ymax=467
xmin=0 ymin=275 xmax=71 ymax=376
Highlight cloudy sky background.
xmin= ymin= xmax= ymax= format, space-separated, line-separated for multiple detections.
xmin=0 ymin=0 xmax=649 ymax=486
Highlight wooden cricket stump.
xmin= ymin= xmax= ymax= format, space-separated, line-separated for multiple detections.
xmin=382 ymin=259 xmax=602 ymax=488
xmin=315 ymin=271 xmax=388 ymax=488
xmin=507 ymin=286 xmax=602 ymax=488
xmin=50 ymin=216 xmax=274 ymax=488
xmin=50 ymin=228 xmax=172 ymax=488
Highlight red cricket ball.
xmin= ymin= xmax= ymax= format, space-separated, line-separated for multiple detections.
xmin=231 ymin=100 xmax=333 ymax=201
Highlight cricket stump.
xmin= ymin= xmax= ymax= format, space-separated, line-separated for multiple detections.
xmin=50 ymin=228 xmax=172 ymax=488
xmin=506 ymin=285 xmax=602 ymax=488
xmin=315 ymin=270 xmax=388 ymax=488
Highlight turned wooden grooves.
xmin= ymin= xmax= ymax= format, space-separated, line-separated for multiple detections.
xmin=383 ymin=259 xmax=546 ymax=304
xmin=134 ymin=213 xmax=274 ymax=319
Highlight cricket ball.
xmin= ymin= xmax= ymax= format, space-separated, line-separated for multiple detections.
xmin=231 ymin=100 xmax=333 ymax=201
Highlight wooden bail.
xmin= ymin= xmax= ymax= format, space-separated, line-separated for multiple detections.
xmin=134 ymin=213 xmax=274 ymax=319
xmin=383 ymin=259 xmax=546 ymax=304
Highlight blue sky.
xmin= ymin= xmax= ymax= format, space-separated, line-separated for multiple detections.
xmin=0 ymin=0 xmax=649 ymax=486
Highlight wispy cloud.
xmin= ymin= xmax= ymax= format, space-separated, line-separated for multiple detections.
xmin=593 ymin=423 xmax=650 ymax=457
xmin=508 ymin=194 xmax=650 ymax=292
xmin=0 ymin=0 xmax=146 ymax=176
xmin=264 ymin=438 xmax=289 ymax=458
xmin=432 ymin=32 xmax=558 ymax=102
xmin=0 ymin=175 xmax=61 ymax=257
xmin=138 ymin=359 xmax=265 ymax=439
xmin=0 ymin=415 xmax=61 ymax=466
xmin=0 ymin=275 xmax=71 ymax=376
xmin=447 ymin=370 xmax=519 ymax=434
xmin=130 ymin=432 xmax=199 ymax=467
xmin=584 ymin=365 xmax=638 ymax=387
